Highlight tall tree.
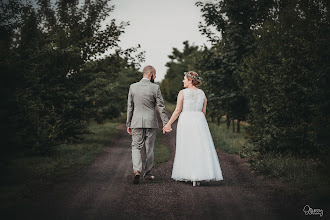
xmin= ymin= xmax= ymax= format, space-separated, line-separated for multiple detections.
xmin=196 ymin=0 xmax=273 ymax=131
xmin=161 ymin=41 xmax=200 ymax=102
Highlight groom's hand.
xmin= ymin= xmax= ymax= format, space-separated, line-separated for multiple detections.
xmin=127 ymin=127 xmax=132 ymax=135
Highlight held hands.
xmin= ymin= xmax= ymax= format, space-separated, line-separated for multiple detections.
xmin=162 ymin=123 xmax=172 ymax=134
xmin=128 ymin=126 xmax=171 ymax=135
xmin=127 ymin=127 xmax=132 ymax=135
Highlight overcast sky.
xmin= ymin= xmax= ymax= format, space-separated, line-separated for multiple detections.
xmin=108 ymin=0 xmax=211 ymax=82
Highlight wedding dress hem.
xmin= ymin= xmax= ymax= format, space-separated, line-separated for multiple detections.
xmin=172 ymin=177 xmax=223 ymax=182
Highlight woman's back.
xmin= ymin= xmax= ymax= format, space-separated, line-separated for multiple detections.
xmin=182 ymin=88 xmax=205 ymax=112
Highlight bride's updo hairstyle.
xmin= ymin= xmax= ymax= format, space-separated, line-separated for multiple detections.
xmin=184 ymin=71 xmax=202 ymax=87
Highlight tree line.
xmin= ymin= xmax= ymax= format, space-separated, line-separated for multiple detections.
xmin=0 ymin=0 xmax=143 ymax=157
xmin=161 ymin=0 xmax=329 ymax=161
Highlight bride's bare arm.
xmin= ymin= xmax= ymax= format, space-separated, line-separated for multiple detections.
xmin=163 ymin=90 xmax=184 ymax=130
xmin=202 ymin=97 xmax=207 ymax=116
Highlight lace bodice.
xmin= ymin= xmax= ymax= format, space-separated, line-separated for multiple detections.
xmin=182 ymin=88 xmax=205 ymax=112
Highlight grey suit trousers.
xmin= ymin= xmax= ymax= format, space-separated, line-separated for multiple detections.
xmin=132 ymin=128 xmax=157 ymax=176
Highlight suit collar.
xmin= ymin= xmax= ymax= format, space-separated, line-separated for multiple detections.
xmin=140 ymin=78 xmax=151 ymax=82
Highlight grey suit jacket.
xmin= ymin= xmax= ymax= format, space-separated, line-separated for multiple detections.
xmin=126 ymin=78 xmax=169 ymax=128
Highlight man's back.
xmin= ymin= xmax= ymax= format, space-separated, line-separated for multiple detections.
xmin=126 ymin=79 xmax=168 ymax=128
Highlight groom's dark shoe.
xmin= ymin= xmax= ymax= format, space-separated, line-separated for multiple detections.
xmin=133 ymin=171 xmax=140 ymax=184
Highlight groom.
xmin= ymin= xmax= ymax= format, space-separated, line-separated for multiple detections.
xmin=126 ymin=65 xmax=171 ymax=184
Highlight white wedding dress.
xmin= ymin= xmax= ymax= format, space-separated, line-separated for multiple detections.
xmin=171 ymin=88 xmax=223 ymax=182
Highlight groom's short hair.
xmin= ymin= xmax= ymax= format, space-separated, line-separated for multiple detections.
xmin=143 ymin=65 xmax=155 ymax=76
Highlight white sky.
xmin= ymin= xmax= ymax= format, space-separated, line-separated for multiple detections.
xmin=107 ymin=0 xmax=211 ymax=82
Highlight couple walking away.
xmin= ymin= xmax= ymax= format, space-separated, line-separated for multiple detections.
xmin=126 ymin=65 xmax=223 ymax=186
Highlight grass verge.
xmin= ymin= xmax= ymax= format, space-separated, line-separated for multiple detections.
xmin=0 ymin=121 xmax=120 ymax=210
xmin=149 ymin=99 xmax=174 ymax=166
xmin=165 ymin=100 xmax=176 ymax=114
xmin=208 ymin=117 xmax=330 ymax=203
xmin=247 ymin=153 xmax=330 ymax=202
xmin=208 ymin=119 xmax=250 ymax=154
xmin=154 ymin=129 xmax=171 ymax=166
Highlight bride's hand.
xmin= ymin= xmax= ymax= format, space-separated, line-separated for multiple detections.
xmin=163 ymin=124 xmax=172 ymax=133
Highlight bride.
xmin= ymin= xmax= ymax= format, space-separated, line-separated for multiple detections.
xmin=163 ymin=71 xmax=223 ymax=186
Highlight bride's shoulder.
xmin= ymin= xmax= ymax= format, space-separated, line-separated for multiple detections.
xmin=176 ymin=90 xmax=184 ymax=100
xmin=198 ymin=89 xmax=206 ymax=97
xmin=198 ymin=88 xmax=205 ymax=94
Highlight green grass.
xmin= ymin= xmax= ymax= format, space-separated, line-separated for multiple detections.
xmin=248 ymin=153 xmax=330 ymax=201
xmin=0 ymin=121 xmax=120 ymax=210
xmin=154 ymin=129 xmax=171 ymax=166
xmin=208 ymin=117 xmax=329 ymax=202
xmin=149 ymin=99 xmax=174 ymax=166
xmin=165 ymin=100 xmax=176 ymax=114
xmin=208 ymin=118 xmax=251 ymax=154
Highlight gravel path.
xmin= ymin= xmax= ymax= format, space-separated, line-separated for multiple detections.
xmin=7 ymin=123 xmax=313 ymax=219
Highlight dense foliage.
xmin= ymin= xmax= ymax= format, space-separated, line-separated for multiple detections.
xmin=240 ymin=1 xmax=330 ymax=156
xmin=196 ymin=0 xmax=329 ymax=157
xmin=0 ymin=0 xmax=143 ymax=156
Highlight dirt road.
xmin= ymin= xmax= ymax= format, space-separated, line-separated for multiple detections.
xmin=6 ymin=123 xmax=314 ymax=219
